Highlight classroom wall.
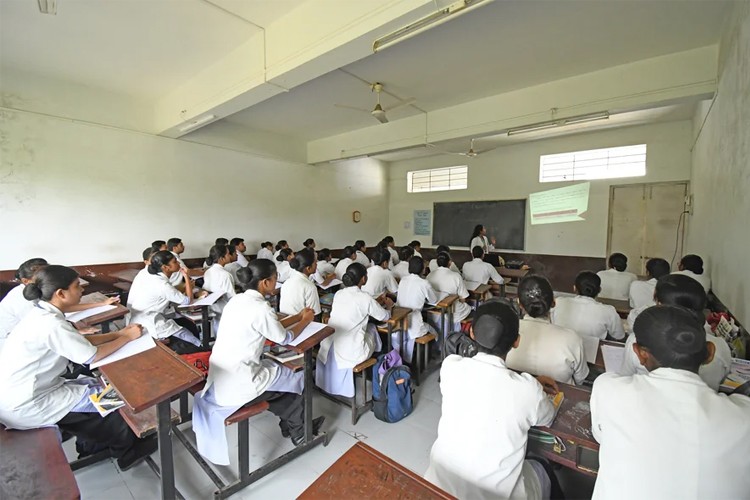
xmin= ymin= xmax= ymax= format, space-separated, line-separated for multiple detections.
xmin=688 ymin=1 xmax=750 ymax=325
xmin=0 ymin=108 xmax=389 ymax=269
xmin=387 ymin=120 xmax=693 ymax=257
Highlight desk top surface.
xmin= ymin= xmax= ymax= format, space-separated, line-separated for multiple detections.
xmin=299 ymin=441 xmax=455 ymax=499
xmin=100 ymin=341 xmax=204 ymax=412
xmin=596 ymin=297 xmax=631 ymax=314
xmin=76 ymin=304 xmax=129 ymax=328
xmin=109 ymin=268 xmax=141 ymax=283
xmin=534 ymin=382 xmax=598 ymax=449
xmin=387 ymin=306 xmax=411 ymax=324
xmin=470 ymin=283 xmax=492 ymax=295
xmin=289 ymin=325 xmax=335 ymax=354
xmin=498 ymin=267 xmax=528 ymax=279
xmin=436 ymin=294 xmax=460 ymax=308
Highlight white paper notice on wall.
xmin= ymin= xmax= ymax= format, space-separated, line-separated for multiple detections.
xmin=529 ymin=182 xmax=590 ymax=225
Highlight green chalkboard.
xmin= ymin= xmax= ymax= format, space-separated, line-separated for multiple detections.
xmin=432 ymin=199 xmax=526 ymax=250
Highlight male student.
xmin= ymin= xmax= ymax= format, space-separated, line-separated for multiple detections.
xmin=597 ymin=252 xmax=636 ymax=301
xmin=230 ymin=237 xmax=249 ymax=267
xmin=167 ymin=237 xmax=187 ymax=287
xmin=591 ymin=305 xmax=750 ymax=499
xmin=462 ymin=246 xmax=504 ymax=291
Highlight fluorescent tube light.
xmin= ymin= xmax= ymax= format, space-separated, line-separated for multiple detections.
xmin=373 ymin=0 xmax=489 ymax=53
xmin=507 ymin=112 xmax=609 ymax=136
xmin=37 ymin=0 xmax=57 ymax=15
xmin=178 ymin=114 xmax=217 ymax=133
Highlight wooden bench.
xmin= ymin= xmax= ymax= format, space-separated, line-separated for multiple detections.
xmin=413 ymin=333 xmax=437 ymax=386
xmin=0 ymin=425 xmax=80 ymax=500
xmin=317 ymin=357 xmax=377 ymax=425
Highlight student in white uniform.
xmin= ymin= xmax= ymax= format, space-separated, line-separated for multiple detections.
xmin=167 ymin=238 xmax=186 ymax=267
xmin=201 ymin=244 xmax=236 ymax=319
xmin=628 ymin=257 xmax=670 ymax=309
xmin=391 ymin=246 xmax=414 ymax=280
xmin=552 ymin=271 xmax=625 ymax=341
xmin=506 ymin=275 xmax=589 ymax=385
xmin=312 ymin=248 xmax=336 ymax=286
xmin=362 ymin=247 xmax=399 ymax=300
xmin=151 ymin=239 xmax=167 ymax=253
xmin=673 ymin=254 xmax=711 ymax=293
xmin=334 ymin=246 xmax=357 ymax=280
xmin=425 ymin=301 xmax=562 ymax=500
xmin=353 ymin=240 xmax=371 ymax=267
xmin=230 ymin=237 xmax=249 ymax=267
xmin=274 ymin=248 xmax=294 ymax=283
xmin=428 ymin=245 xmax=461 ymax=274
xmin=273 ymin=240 xmax=289 ymax=261
xmin=192 ymin=260 xmax=324 ymax=465
xmin=0 ymin=265 xmax=158 ymax=471
xmin=316 ymin=263 xmax=392 ymax=398
xmin=0 ymin=258 xmax=118 ymax=349
xmin=127 ymin=250 xmax=206 ymax=354
xmin=597 ymin=252 xmax=637 ymax=301
xmin=591 ymin=305 xmax=750 ymax=500
xmin=202 ymin=238 xmax=228 ymax=269
xmin=280 ymin=249 xmax=321 ymax=317
xmin=381 ymin=236 xmax=399 ymax=268
xmin=302 ymin=238 xmax=316 ymax=251
xmin=619 ymin=274 xmax=731 ymax=391
xmin=395 ymin=256 xmax=438 ymax=362
xmin=462 ymin=246 xmax=504 ymax=290
xmin=427 ymin=252 xmax=472 ymax=327
xmin=409 ymin=240 xmax=423 ymax=258
xmin=223 ymin=244 xmax=243 ymax=284
xmin=257 ymin=241 xmax=274 ymax=261
xmin=469 ymin=224 xmax=496 ymax=254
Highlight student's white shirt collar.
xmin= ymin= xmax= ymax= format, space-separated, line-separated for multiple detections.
xmin=243 ymin=289 xmax=265 ymax=301
xmin=472 ymin=352 xmax=506 ymax=368
xmin=36 ymin=300 xmax=64 ymax=318
xmin=576 ymin=295 xmax=597 ymax=303
xmin=523 ymin=316 xmax=551 ymax=325
xmin=290 ymin=269 xmax=307 ymax=281
xmin=649 ymin=367 xmax=706 ymax=385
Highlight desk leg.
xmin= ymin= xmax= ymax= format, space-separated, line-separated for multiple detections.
xmin=440 ymin=307 xmax=447 ymax=362
xmin=303 ymin=349 xmax=313 ymax=443
xmin=386 ymin=323 xmax=393 ymax=352
xmin=201 ymin=307 xmax=210 ymax=349
xmin=157 ymin=400 xmax=176 ymax=500
xmin=101 ymin=321 xmax=111 ymax=334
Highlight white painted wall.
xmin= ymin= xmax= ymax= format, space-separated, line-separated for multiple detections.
xmin=689 ymin=1 xmax=750 ymax=324
xmin=0 ymin=108 xmax=389 ymax=269
xmin=387 ymin=120 xmax=693 ymax=257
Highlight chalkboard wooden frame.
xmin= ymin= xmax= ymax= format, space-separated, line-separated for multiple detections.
xmin=432 ymin=199 xmax=527 ymax=250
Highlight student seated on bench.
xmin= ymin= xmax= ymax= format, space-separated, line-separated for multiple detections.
xmin=192 ymin=259 xmax=324 ymax=465
xmin=391 ymin=246 xmax=414 ymax=280
xmin=462 ymin=246 xmax=504 ymax=291
xmin=427 ymin=252 xmax=472 ymax=330
xmin=280 ymin=249 xmax=322 ymax=317
xmin=0 ymin=265 xmax=157 ymax=471
xmin=597 ymin=252 xmax=637 ymax=301
xmin=629 ymin=257 xmax=670 ymax=309
xmin=552 ymin=271 xmax=625 ymax=341
xmin=396 ymin=256 xmax=438 ymax=363
xmin=425 ymin=301 xmax=562 ymax=499
xmin=591 ymin=305 xmax=750 ymax=499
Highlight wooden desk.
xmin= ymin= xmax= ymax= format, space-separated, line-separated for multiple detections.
xmin=300 ymin=441 xmax=455 ymax=499
xmin=378 ymin=306 xmax=411 ymax=353
xmin=469 ymin=283 xmax=492 ymax=306
xmin=528 ymin=382 xmax=599 ymax=477
xmin=100 ymin=342 xmax=204 ymax=499
xmin=432 ymin=294 xmax=460 ymax=361
xmin=0 ymin=426 xmax=80 ymax=500
xmin=596 ymin=297 xmax=631 ymax=319
xmin=75 ymin=292 xmax=129 ymax=333
xmin=110 ymin=268 xmax=141 ymax=283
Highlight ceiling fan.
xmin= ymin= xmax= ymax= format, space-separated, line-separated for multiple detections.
xmin=427 ymin=138 xmax=498 ymax=158
xmin=335 ymin=83 xmax=415 ymax=124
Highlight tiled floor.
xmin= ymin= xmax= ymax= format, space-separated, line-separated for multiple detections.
xmin=65 ymin=369 xmax=595 ymax=499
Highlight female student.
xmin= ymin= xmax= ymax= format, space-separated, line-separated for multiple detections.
xmin=427 ymin=252 xmax=472 ymax=327
xmin=629 ymin=257 xmax=670 ymax=309
xmin=313 ymin=248 xmax=336 ymax=285
xmin=273 ymin=240 xmax=289 ymax=260
xmin=462 ymin=246 xmax=504 ymax=291
xmin=362 ymin=247 xmax=399 ymax=300
xmin=425 ymin=301 xmax=561 ymax=499
xmin=395 ymin=256 xmax=438 ymax=362
xmin=428 ymin=245 xmax=461 ymax=274
xmin=274 ymin=248 xmax=294 ymax=283
xmin=552 ymin=271 xmax=625 ymax=340
xmin=381 ymin=236 xmax=399 ymax=267
xmin=0 ymin=258 xmax=119 ymax=347
xmin=302 ymin=238 xmax=316 ymax=250
xmin=316 ymin=263 xmax=392 ymax=397
xmin=673 ymin=254 xmax=711 ymax=292
xmin=392 ymin=246 xmax=414 ymax=280
xmin=127 ymin=250 xmax=206 ymax=354
xmin=469 ymin=224 xmax=495 ymax=254
xmin=192 ymin=261 xmax=324 ymax=465
xmin=597 ymin=252 xmax=637 ymax=301
xmin=334 ymin=246 xmax=357 ymax=279
xmin=257 ymin=241 xmax=274 ymax=261
xmin=280 ymin=249 xmax=321 ymax=317
xmin=620 ymin=274 xmax=731 ymax=391
xmin=202 ymin=244 xmax=236 ymax=318
xmin=591 ymin=306 xmax=750 ymax=500
xmin=353 ymin=240 xmax=371 ymax=267
xmin=409 ymin=240 xmax=422 ymax=258
xmin=506 ymin=275 xmax=589 ymax=385
xmin=0 ymin=265 xmax=158 ymax=471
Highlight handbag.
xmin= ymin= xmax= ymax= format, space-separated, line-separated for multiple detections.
xmin=180 ymin=351 xmax=211 ymax=375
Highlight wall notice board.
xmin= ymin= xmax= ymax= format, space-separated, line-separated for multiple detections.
xmin=432 ymin=200 xmax=526 ymax=250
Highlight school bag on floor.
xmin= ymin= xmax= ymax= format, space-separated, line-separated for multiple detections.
xmin=372 ymin=349 xmax=413 ymax=423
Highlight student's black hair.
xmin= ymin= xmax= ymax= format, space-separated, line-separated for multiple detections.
xmin=436 ymin=251 xmax=452 ymax=268
xmin=151 ymin=240 xmax=166 ymax=252
xmin=575 ymin=271 xmax=601 ymax=298
xmin=645 ymin=258 xmax=671 ymax=279
xmin=230 ymin=237 xmax=244 ymax=247
xmin=236 ymin=259 xmax=276 ymax=292
xmin=354 ymin=240 xmax=366 ymax=251
xmin=655 ymin=274 xmax=707 ymax=312
xmin=608 ymin=252 xmax=628 ymax=272
xmin=275 ymin=240 xmax=288 ymax=251
xmin=215 ymin=238 xmax=229 ymax=246
xmin=23 ymin=265 xmax=79 ymax=302
xmin=398 ymin=246 xmax=414 ymax=262
xmin=518 ymin=275 xmax=554 ymax=318
xmin=276 ymin=248 xmax=293 ymax=262
xmin=633 ymin=305 xmax=708 ymax=372
xmin=680 ymin=254 xmax=704 ymax=275
xmin=317 ymin=248 xmax=332 ymax=261
xmin=291 ymin=248 xmax=316 ymax=271
xmin=373 ymin=247 xmax=390 ymax=266
xmin=472 ymin=301 xmax=519 ymax=357
xmin=409 ymin=240 xmax=421 ymax=249
xmin=167 ymin=238 xmax=182 ymax=251
xmin=206 ymin=244 xmax=229 ymax=266
xmin=303 ymin=238 xmax=315 ymax=248
xmin=436 ymin=244 xmax=450 ymax=254
xmin=342 ymin=262 xmax=368 ymax=288
xmin=15 ymin=258 xmax=48 ymax=281
xmin=261 ymin=241 xmax=273 ymax=249
xmin=470 ymin=224 xmax=484 ymax=246
xmin=471 ymin=246 xmax=484 ymax=259
xmin=408 ymin=256 xmax=424 ymax=275
xmin=382 ymin=236 xmax=394 ymax=245
xmin=342 ymin=246 xmax=357 ymax=259
xmin=148 ymin=250 xmax=177 ymax=275
xmin=142 ymin=247 xmax=155 ymax=262
xmin=227 ymin=244 xmax=237 ymax=256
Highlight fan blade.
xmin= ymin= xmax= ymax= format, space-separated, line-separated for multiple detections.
xmin=474 ymin=146 xmax=500 ymax=156
xmin=372 ymin=105 xmax=389 ymax=123
xmin=334 ymin=103 xmax=371 ymax=113
xmin=386 ymin=98 xmax=417 ymax=113
xmin=426 ymin=143 xmax=468 ymax=157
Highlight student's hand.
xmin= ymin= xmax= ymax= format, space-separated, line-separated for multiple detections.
xmin=535 ymin=375 xmax=559 ymax=395
xmin=77 ymin=326 xmax=100 ymax=335
xmin=521 ymin=265 xmax=530 ymax=270
xmin=197 ymin=290 xmax=209 ymax=299
xmin=102 ymin=296 xmax=120 ymax=306
xmin=300 ymin=308 xmax=315 ymax=323
xmin=121 ymin=324 xmax=143 ymax=341
xmin=490 ymin=237 xmax=496 ymax=245
xmin=180 ymin=268 xmax=190 ymax=280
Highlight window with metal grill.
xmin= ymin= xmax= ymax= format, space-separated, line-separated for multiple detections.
xmin=539 ymin=144 xmax=647 ymax=183
xmin=407 ymin=165 xmax=468 ymax=193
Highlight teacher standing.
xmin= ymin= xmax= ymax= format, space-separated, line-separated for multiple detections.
xmin=470 ymin=225 xmax=495 ymax=253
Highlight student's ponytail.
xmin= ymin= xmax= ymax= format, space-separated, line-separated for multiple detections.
xmin=275 ymin=240 xmax=288 ymax=251
xmin=237 ymin=259 xmax=276 ymax=291
xmin=276 ymin=248 xmax=293 ymax=263
xmin=575 ymin=271 xmax=601 ymax=298
xmin=148 ymin=251 xmax=176 ymax=275
xmin=22 ymin=265 xmax=79 ymax=302
xmin=342 ymin=263 xmax=367 ymax=288
xmin=293 ymin=248 xmax=316 ymax=272
xmin=342 ymin=246 xmax=356 ymax=259
xmin=206 ymin=244 xmax=229 ymax=266
xmin=518 ymin=275 xmax=554 ymax=318
xmin=15 ymin=258 xmax=48 ymax=281
xmin=22 ymin=282 xmax=44 ymax=301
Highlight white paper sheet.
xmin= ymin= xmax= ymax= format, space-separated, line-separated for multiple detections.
xmin=287 ymin=321 xmax=327 ymax=347
xmin=180 ymin=291 xmax=225 ymax=308
xmin=601 ymin=344 xmax=626 ymax=373
xmin=65 ymin=304 xmax=117 ymax=323
xmin=581 ymin=336 xmax=600 ymax=364
xmin=89 ymin=334 xmax=156 ymax=368
xmin=316 ymin=278 xmax=342 ymax=290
